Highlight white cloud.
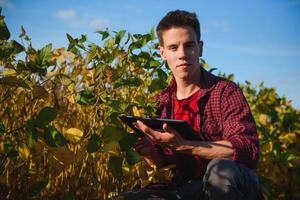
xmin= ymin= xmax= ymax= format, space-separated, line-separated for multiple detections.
xmin=0 ymin=0 xmax=13 ymax=9
xmin=53 ymin=9 xmax=110 ymax=30
xmin=55 ymin=10 xmax=76 ymax=21
xmin=88 ymin=19 xmax=110 ymax=29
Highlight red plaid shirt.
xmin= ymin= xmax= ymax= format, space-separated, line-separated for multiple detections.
xmin=155 ymin=67 xmax=259 ymax=183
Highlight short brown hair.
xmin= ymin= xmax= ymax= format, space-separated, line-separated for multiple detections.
xmin=156 ymin=10 xmax=201 ymax=46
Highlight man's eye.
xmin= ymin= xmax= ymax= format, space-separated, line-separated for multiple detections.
xmin=186 ymin=43 xmax=195 ymax=48
xmin=168 ymin=46 xmax=177 ymax=51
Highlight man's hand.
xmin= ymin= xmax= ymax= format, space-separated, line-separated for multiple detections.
xmin=133 ymin=120 xmax=185 ymax=146
xmin=134 ymin=136 xmax=165 ymax=168
xmin=134 ymin=120 xmax=234 ymax=160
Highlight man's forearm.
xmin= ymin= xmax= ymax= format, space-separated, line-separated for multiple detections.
xmin=176 ymin=140 xmax=234 ymax=160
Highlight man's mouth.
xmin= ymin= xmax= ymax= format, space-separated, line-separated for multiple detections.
xmin=177 ymin=63 xmax=190 ymax=68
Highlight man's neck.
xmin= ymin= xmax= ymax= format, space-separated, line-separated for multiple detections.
xmin=175 ymin=70 xmax=201 ymax=100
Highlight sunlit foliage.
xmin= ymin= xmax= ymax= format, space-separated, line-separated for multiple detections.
xmin=0 ymin=10 xmax=299 ymax=199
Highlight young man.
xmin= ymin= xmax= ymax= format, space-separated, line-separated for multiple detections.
xmin=125 ymin=10 xmax=260 ymax=200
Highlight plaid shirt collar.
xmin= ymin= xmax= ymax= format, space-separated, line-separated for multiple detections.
xmin=158 ymin=67 xmax=219 ymax=105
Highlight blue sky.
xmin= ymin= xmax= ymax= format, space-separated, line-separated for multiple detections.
xmin=1 ymin=0 xmax=300 ymax=108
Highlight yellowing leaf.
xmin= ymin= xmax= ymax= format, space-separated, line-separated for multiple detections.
xmin=275 ymin=106 xmax=282 ymax=113
xmin=67 ymin=82 xmax=75 ymax=92
xmin=259 ymin=114 xmax=269 ymax=126
xmin=0 ymin=142 xmax=4 ymax=153
xmin=65 ymin=51 xmax=75 ymax=61
xmin=18 ymin=144 xmax=30 ymax=160
xmin=261 ymin=141 xmax=273 ymax=154
xmin=0 ymin=69 xmax=16 ymax=76
xmin=279 ymin=132 xmax=297 ymax=144
xmin=67 ymin=95 xmax=76 ymax=104
xmin=132 ymin=106 xmax=143 ymax=117
xmin=33 ymin=85 xmax=48 ymax=99
xmin=64 ymin=128 xmax=83 ymax=143
xmin=87 ymin=69 xmax=95 ymax=80
xmin=143 ymin=157 xmax=156 ymax=169
xmin=48 ymin=146 xmax=76 ymax=166
xmin=103 ymin=141 xmax=120 ymax=156
xmin=52 ymin=48 xmax=66 ymax=64
xmin=45 ymin=145 xmax=77 ymax=176
xmin=202 ymin=63 xmax=209 ymax=68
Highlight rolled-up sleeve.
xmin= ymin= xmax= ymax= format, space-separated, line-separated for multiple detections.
xmin=221 ymin=82 xmax=259 ymax=169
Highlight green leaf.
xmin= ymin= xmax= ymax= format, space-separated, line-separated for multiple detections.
xmin=19 ymin=26 xmax=26 ymax=38
xmin=87 ymin=134 xmax=101 ymax=153
xmin=149 ymin=78 xmax=165 ymax=93
xmin=138 ymin=51 xmax=151 ymax=59
xmin=35 ymin=107 xmax=58 ymax=128
xmin=114 ymin=77 xmax=142 ymax=88
xmin=79 ymin=34 xmax=87 ymax=43
xmin=150 ymin=26 xmax=156 ymax=40
xmin=26 ymin=121 xmax=38 ymax=148
xmin=107 ymin=111 xmax=123 ymax=127
xmin=76 ymin=34 xmax=87 ymax=50
xmin=44 ymin=126 xmax=68 ymax=147
xmin=76 ymin=90 xmax=96 ymax=105
xmin=10 ymin=40 xmax=25 ymax=54
xmin=129 ymin=39 xmax=145 ymax=50
xmin=208 ymin=67 xmax=217 ymax=73
xmin=28 ymin=181 xmax=48 ymax=197
xmin=4 ymin=140 xmax=18 ymax=160
xmin=0 ymin=121 xmax=6 ymax=135
xmin=35 ymin=43 xmax=52 ymax=67
xmin=101 ymin=126 xmax=126 ymax=144
xmin=0 ymin=15 xmax=10 ymax=40
xmin=27 ymin=63 xmax=47 ymax=75
xmin=57 ymin=74 xmax=73 ymax=86
xmin=86 ymin=44 xmax=98 ymax=63
xmin=66 ymin=33 xmax=75 ymax=44
xmin=66 ymin=33 xmax=79 ymax=53
xmin=124 ymin=32 xmax=131 ymax=45
xmin=149 ymin=59 xmax=161 ymax=68
xmin=157 ymin=68 xmax=168 ymax=81
xmin=128 ymin=34 xmax=149 ymax=50
xmin=96 ymin=29 xmax=109 ymax=40
xmin=109 ymin=100 xmax=124 ymax=112
xmin=287 ymin=154 xmax=296 ymax=161
xmin=104 ymin=37 xmax=115 ymax=48
xmin=108 ymin=156 xmax=123 ymax=178
xmin=0 ymin=76 xmax=30 ymax=89
xmin=119 ymin=134 xmax=137 ymax=152
xmin=0 ymin=40 xmax=25 ymax=59
xmin=115 ymin=30 xmax=126 ymax=45
xmin=228 ymin=73 xmax=235 ymax=81
xmin=126 ymin=149 xmax=141 ymax=165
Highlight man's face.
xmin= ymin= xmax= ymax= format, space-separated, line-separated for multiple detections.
xmin=159 ymin=26 xmax=203 ymax=81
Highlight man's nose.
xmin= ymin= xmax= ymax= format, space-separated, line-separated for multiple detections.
xmin=178 ymin=47 xmax=187 ymax=60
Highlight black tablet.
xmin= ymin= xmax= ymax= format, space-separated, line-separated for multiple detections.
xmin=118 ymin=115 xmax=200 ymax=140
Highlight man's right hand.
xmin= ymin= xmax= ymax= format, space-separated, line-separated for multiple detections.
xmin=134 ymin=136 xmax=165 ymax=168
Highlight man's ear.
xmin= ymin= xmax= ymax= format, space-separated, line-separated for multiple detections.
xmin=159 ymin=46 xmax=166 ymax=60
xmin=198 ymin=41 xmax=204 ymax=57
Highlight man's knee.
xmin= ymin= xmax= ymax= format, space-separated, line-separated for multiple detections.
xmin=205 ymin=158 xmax=240 ymax=181
xmin=203 ymin=158 xmax=258 ymax=199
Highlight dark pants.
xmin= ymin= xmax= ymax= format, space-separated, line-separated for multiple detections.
xmin=115 ymin=158 xmax=259 ymax=200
